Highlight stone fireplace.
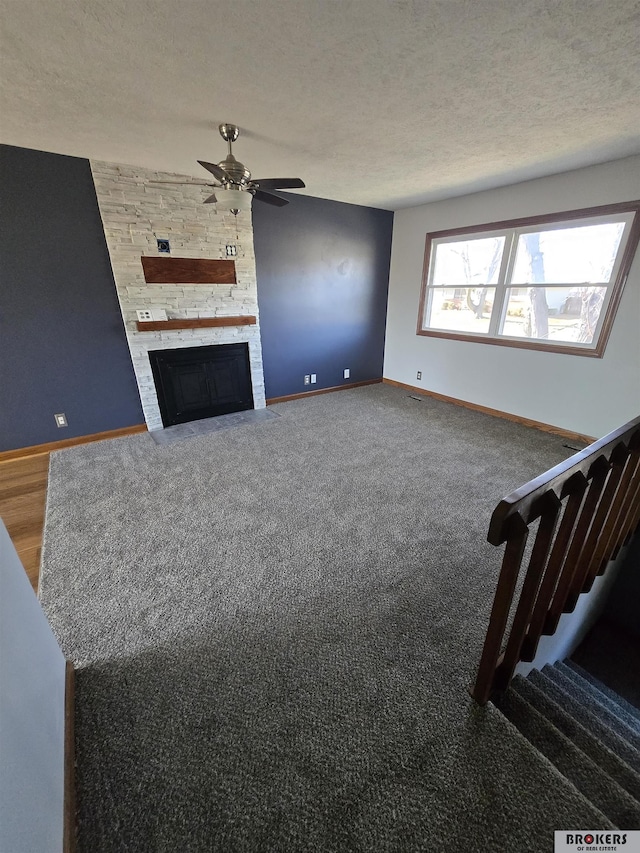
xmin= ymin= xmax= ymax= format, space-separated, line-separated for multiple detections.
xmin=90 ymin=159 xmax=266 ymax=431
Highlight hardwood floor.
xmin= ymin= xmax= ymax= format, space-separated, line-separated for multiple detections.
xmin=0 ymin=425 xmax=146 ymax=593
xmin=0 ymin=453 xmax=49 ymax=592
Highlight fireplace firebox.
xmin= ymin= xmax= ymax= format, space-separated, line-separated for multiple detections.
xmin=149 ymin=343 xmax=254 ymax=428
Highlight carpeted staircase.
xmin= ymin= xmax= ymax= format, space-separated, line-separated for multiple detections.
xmin=496 ymin=660 xmax=640 ymax=829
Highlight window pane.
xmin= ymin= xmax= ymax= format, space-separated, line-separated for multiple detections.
xmin=511 ymin=222 xmax=625 ymax=285
xmin=428 ymin=287 xmax=495 ymax=334
xmin=501 ymin=287 xmax=605 ymax=345
xmin=432 ymin=236 xmax=505 ymax=286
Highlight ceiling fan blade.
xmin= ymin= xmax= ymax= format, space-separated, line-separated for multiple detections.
xmin=149 ymin=180 xmax=215 ymax=186
xmin=251 ymin=178 xmax=305 ymax=190
xmin=203 ymin=192 xmax=218 ymax=204
xmin=198 ymin=160 xmax=230 ymax=182
xmin=253 ymin=189 xmax=289 ymax=207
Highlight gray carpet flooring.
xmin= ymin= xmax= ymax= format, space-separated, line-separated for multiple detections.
xmin=39 ymin=384 xmax=612 ymax=852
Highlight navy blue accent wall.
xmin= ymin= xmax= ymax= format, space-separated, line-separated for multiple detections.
xmin=0 ymin=145 xmax=144 ymax=451
xmin=253 ymin=193 xmax=393 ymax=400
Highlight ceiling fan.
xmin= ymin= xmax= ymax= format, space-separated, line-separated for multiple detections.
xmin=152 ymin=123 xmax=305 ymax=214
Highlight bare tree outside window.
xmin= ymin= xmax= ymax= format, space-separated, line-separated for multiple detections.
xmin=448 ymin=240 xmax=502 ymax=320
xmin=577 ymin=288 xmax=605 ymax=343
xmin=522 ymin=233 xmax=549 ymax=339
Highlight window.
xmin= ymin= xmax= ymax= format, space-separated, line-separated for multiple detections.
xmin=417 ymin=201 xmax=640 ymax=357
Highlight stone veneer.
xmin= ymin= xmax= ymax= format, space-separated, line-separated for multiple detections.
xmin=91 ymin=160 xmax=265 ymax=431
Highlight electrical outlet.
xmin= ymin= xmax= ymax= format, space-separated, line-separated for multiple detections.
xmin=304 ymin=375 xmax=311 ymax=385
xmin=417 ymin=371 xmax=422 ymax=380
xmin=310 ymin=374 xmax=317 ymax=384
xmin=137 ymin=310 xmax=153 ymax=322
xmin=344 ymin=368 xmax=350 ymax=379
xmin=54 ymin=413 xmax=67 ymax=427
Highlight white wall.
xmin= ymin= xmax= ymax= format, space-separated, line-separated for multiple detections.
xmin=384 ymin=156 xmax=640 ymax=438
xmin=0 ymin=519 xmax=66 ymax=853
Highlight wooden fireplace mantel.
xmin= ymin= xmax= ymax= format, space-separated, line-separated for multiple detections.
xmin=140 ymin=256 xmax=236 ymax=284
xmin=136 ymin=317 xmax=257 ymax=332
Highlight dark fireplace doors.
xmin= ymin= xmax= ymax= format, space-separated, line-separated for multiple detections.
xmin=149 ymin=343 xmax=254 ymax=428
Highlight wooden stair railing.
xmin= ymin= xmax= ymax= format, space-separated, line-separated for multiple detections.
xmin=472 ymin=415 xmax=640 ymax=706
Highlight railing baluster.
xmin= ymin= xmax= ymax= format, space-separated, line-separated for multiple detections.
xmin=494 ymin=492 xmax=561 ymax=689
xmin=472 ymin=515 xmax=528 ymax=705
xmin=566 ymin=445 xmax=628 ymax=605
xmin=471 ymin=415 xmax=640 ymax=706
xmin=583 ymin=447 xmax=635 ymax=586
xmin=615 ymin=461 xmax=640 ymax=554
xmin=521 ymin=475 xmax=587 ymax=660
xmin=546 ymin=456 xmax=610 ymax=630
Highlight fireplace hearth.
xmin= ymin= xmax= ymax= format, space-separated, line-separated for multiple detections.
xmin=149 ymin=343 xmax=254 ymax=428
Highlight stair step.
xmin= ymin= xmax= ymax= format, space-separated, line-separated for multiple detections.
xmin=512 ymin=675 xmax=640 ymax=801
xmin=528 ymin=670 xmax=640 ymax=773
xmin=542 ymin=665 xmax=640 ymax=750
xmin=565 ymin=661 xmax=640 ymax=725
xmin=556 ymin=662 xmax=640 ymax=736
xmin=497 ymin=689 xmax=640 ymax=828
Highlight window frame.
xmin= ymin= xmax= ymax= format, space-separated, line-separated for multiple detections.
xmin=416 ymin=201 xmax=640 ymax=358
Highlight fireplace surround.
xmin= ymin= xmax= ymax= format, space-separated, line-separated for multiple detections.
xmin=90 ymin=159 xmax=267 ymax=433
xmin=149 ymin=343 xmax=254 ymax=428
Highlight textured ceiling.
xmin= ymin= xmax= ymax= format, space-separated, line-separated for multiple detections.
xmin=1 ymin=0 xmax=639 ymax=210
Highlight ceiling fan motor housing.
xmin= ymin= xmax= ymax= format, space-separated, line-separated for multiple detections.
xmin=219 ymin=154 xmax=251 ymax=186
